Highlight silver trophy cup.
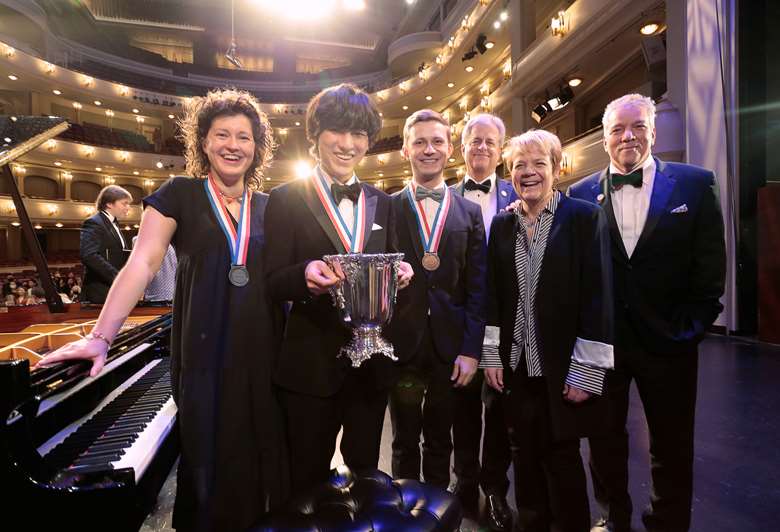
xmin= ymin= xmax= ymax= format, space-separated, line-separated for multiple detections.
xmin=323 ymin=253 xmax=404 ymax=368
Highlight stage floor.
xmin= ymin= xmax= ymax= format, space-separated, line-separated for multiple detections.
xmin=141 ymin=334 xmax=780 ymax=531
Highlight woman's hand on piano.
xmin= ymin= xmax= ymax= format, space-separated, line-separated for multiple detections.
xmin=36 ymin=338 xmax=109 ymax=377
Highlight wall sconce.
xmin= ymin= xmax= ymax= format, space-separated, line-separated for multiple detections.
xmin=461 ymin=15 xmax=470 ymax=30
xmin=81 ymin=75 xmax=94 ymax=87
xmin=135 ymin=116 xmax=145 ymax=123
xmin=105 ymin=109 xmax=115 ymax=117
xmin=118 ymin=85 xmax=129 ymax=97
xmin=480 ymin=81 xmax=490 ymax=96
xmin=4 ymin=46 xmax=15 ymax=58
xmin=72 ymin=102 xmax=82 ymax=109
xmin=82 ymin=206 xmax=95 ymax=216
xmin=118 ymin=151 xmax=129 ymax=162
xmin=277 ymin=128 xmax=288 ymax=138
xmin=448 ymin=37 xmax=456 ymax=49
xmin=456 ymin=167 xmax=465 ymax=177
xmin=273 ymin=104 xmax=284 ymax=114
xmin=399 ymin=80 xmax=410 ymax=93
xmin=13 ymin=165 xmax=26 ymax=175
xmin=144 ymin=179 xmax=154 ymax=187
xmin=377 ymin=154 xmax=388 ymax=166
xmin=46 ymin=204 xmax=59 ymax=217
xmin=459 ymin=96 xmax=469 ymax=111
xmin=480 ymin=96 xmax=490 ymax=110
xmin=503 ymin=59 xmax=512 ymax=80
xmin=551 ymin=11 xmax=568 ymax=37
xmin=3 ymin=201 xmax=16 ymax=215
xmin=560 ymin=153 xmax=572 ymax=176
xmin=442 ymin=110 xmax=450 ymax=122
xmin=104 ymin=176 xmax=115 ymax=185
xmin=435 ymin=53 xmax=444 ymax=65
xmin=43 ymin=62 xmax=56 ymax=75
xmin=62 ymin=172 xmax=73 ymax=180
xmin=377 ymin=90 xmax=388 ymax=101
xmin=463 ymin=111 xmax=471 ymax=123
xmin=82 ymin=146 xmax=96 ymax=158
xmin=418 ymin=66 xmax=429 ymax=81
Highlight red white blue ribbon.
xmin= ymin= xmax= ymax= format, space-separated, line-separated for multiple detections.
xmin=311 ymin=166 xmax=366 ymax=253
xmin=203 ymin=173 xmax=251 ymax=267
xmin=406 ymin=182 xmax=450 ymax=253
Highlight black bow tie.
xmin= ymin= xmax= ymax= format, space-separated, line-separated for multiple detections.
xmin=331 ymin=181 xmax=361 ymax=204
xmin=611 ymin=170 xmax=643 ymax=189
xmin=464 ymin=179 xmax=491 ymax=193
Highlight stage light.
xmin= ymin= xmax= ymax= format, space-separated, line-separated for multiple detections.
xmin=531 ymin=102 xmax=552 ymax=123
xmin=475 ymin=34 xmax=489 ymax=55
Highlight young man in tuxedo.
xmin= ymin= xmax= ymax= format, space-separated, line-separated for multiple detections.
xmin=450 ymin=113 xmax=516 ymax=530
xmin=388 ymin=109 xmax=487 ymax=491
xmin=568 ymin=94 xmax=726 ymax=532
xmin=80 ymin=185 xmax=132 ymax=304
xmin=264 ymin=83 xmax=412 ymax=493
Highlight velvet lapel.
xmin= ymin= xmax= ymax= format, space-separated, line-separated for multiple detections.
xmin=360 ymin=186 xmax=378 ymax=248
xmin=633 ymin=158 xmax=676 ymax=257
xmin=401 ymin=190 xmax=425 ymax=263
xmin=593 ymin=169 xmax=629 ymax=262
xmin=300 ymin=177 xmax=346 ymax=254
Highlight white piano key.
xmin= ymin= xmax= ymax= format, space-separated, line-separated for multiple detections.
xmin=111 ymin=396 xmax=176 ymax=482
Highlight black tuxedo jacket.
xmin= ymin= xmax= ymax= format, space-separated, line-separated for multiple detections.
xmin=487 ymin=196 xmax=613 ymax=440
xmin=568 ymin=157 xmax=726 ymax=355
xmin=80 ymin=212 xmax=129 ymax=303
xmin=388 ymin=188 xmax=487 ymax=364
xmin=264 ymin=178 xmax=398 ymax=397
xmin=452 ymin=176 xmax=518 ymax=216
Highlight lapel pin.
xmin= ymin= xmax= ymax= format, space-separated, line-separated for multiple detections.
xmin=597 ymin=193 xmax=605 ymax=204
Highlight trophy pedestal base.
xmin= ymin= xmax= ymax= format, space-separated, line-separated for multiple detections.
xmin=340 ymin=326 xmax=398 ymax=368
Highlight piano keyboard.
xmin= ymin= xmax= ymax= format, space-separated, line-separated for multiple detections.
xmin=39 ymin=358 xmax=177 ymax=484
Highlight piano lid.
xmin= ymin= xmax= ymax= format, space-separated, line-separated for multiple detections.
xmin=0 ymin=115 xmax=69 ymax=167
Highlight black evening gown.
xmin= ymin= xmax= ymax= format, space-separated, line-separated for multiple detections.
xmin=144 ymin=177 xmax=289 ymax=531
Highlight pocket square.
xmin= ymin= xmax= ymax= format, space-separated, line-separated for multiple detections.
xmin=371 ymin=223 xmax=383 ymax=231
xmin=670 ymin=204 xmax=688 ymax=214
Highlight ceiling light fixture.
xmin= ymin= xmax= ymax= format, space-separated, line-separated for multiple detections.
xmin=52 ymin=89 xmax=62 ymax=95
xmin=640 ymin=23 xmax=660 ymax=35
xmin=475 ymin=34 xmax=490 ymax=55
xmin=7 ymin=74 xmax=18 ymax=81
xmin=568 ymin=77 xmax=582 ymax=87
xmin=225 ymin=0 xmax=243 ymax=69
xmin=447 ymin=82 xmax=455 ymax=88
xmin=465 ymin=65 xmax=474 ymax=73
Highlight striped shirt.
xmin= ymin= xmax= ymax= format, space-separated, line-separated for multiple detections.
xmin=481 ymin=191 xmax=606 ymax=395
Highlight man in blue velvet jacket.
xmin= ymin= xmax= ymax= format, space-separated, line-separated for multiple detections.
xmin=568 ymin=93 xmax=726 ymax=532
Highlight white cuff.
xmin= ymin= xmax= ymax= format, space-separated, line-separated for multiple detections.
xmin=572 ymin=336 xmax=614 ymax=369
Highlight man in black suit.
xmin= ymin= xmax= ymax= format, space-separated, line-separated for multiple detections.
xmin=264 ymin=83 xmax=412 ymax=492
xmin=568 ymin=93 xmax=726 ymax=532
xmin=450 ymin=113 xmax=516 ymax=530
xmin=388 ymin=109 xmax=487 ymax=490
xmin=80 ymin=185 xmax=132 ymax=304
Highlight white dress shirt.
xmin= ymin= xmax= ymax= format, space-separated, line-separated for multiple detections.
xmin=609 ymin=156 xmax=656 ymax=258
xmin=102 ymin=210 xmax=127 ymax=249
xmin=463 ymin=173 xmax=498 ymax=237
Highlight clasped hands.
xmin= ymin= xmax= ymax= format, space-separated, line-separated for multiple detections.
xmin=305 ymin=259 xmax=413 ymax=295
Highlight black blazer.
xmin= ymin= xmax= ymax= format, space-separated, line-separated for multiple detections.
xmin=487 ymin=195 xmax=614 ymax=440
xmin=264 ymin=178 xmax=398 ymax=397
xmin=568 ymin=158 xmax=726 ymax=355
xmin=80 ymin=212 xmax=129 ymax=303
xmin=388 ymin=188 xmax=487 ymax=364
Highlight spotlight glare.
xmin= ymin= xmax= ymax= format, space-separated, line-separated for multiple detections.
xmin=295 ymin=161 xmax=312 ymax=179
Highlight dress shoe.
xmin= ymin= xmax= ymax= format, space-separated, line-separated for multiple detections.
xmin=590 ymin=517 xmax=630 ymax=532
xmin=484 ymin=493 xmax=513 ymax=531
xmin=450 ymin=483 xmax=479 ymax=516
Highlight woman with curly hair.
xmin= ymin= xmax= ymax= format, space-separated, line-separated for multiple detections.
xmin=40 ymin=88 xmax=289 ymax=531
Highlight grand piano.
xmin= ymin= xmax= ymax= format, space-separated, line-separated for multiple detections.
xmin=0 ymin=117 xmax=178 ymax=531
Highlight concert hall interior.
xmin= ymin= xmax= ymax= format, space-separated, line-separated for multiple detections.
xmin=1 ymin=1 xmax=778 ymax=531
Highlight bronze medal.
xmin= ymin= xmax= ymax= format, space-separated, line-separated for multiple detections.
xmin=421 ymin=252 xmax=440 ymax=271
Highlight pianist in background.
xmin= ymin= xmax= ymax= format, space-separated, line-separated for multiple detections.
xmin=40 ymin=88 xmax=289 ymax=531
xmin=80 ymin=184 xmax=132 ymax=304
